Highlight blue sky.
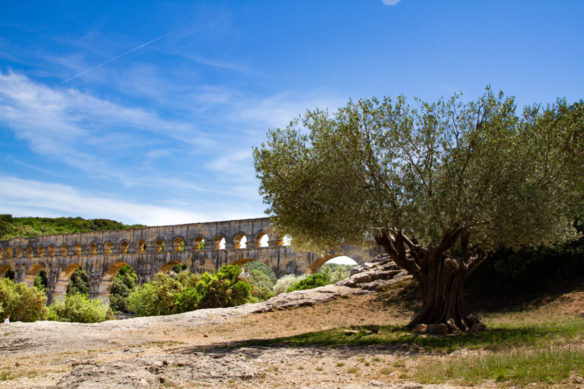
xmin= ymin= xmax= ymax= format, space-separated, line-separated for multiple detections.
xmin=0 ymin=0 xmax=582 ymax=226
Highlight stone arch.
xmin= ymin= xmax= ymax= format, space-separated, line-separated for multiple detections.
xmin=26 ymin=246 xmax=34 ymax=258
xmin=154 ymin=237 xmax=165 ymax=253
xmin=255 ymin=231 xmax=269 ymax=248
xmin=73 ymin=243 xmax=82 ymax=256
xmin=192 ymin=236 xmax=205 ymax=251
xmin=231 ymin=257 xmax=272 ymax=268
xmin=60 ymin=244 xmax=68 ymax=257
xmin=173 ymin=236 xmax=185 ymax=252
xmin=0 ymin=247 xmax=3 ymax=258
xmin=158 ymin=260 xmax=184 ymax=274
xmin=104 ymin=241 xmax=113 ymax=255
xmin=37 ymin=245 xmax=44 ymax=257
xmin=47 ymin=245 xmax=55 ymax=257
xmin=5 ymin=247 xmax=12 ymax=258
xmin=137 ymin=239 xmax=146 ymax=254
xmin=52 ymin=263 xmax=83 ymax=301
xmin=307 ymin=254 xmax=363 ymax=274
xmin=0 ymin=263 xmax=13 ymax=277
xmin=23 ymin=263 xmax=48 ymax=287
xmin=89 ymin=242 xmax=97 ymax=255
xmin=213 ymin=234 xmax=226 ymax=250
xmin=233 ymin=233 xmax=247 ymax=249
xmin=97 ymin=261 xmax=134 ymax=302
xmin=16 ymin=246 xmax=23 ymax=258
xmin=120 ymin=240 xmax=129 ymax=254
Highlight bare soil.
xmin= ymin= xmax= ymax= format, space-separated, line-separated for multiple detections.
xmin=1 ymin=272 xmax=583 ymax=388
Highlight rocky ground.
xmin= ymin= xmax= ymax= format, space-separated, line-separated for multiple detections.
xmin=1 ymin=257 xmax=579 ymax=388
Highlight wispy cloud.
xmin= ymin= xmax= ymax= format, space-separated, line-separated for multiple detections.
xmin=381 ymin=0 xmax=401 ymax=5
xmin=0 ymin=175 xmax=257 ymax=226
xmin=0 ymin=71 xmax=210 ymax=178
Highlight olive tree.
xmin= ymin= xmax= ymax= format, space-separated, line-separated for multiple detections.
xmin=254 ymin=89 xmax=583 ymax=332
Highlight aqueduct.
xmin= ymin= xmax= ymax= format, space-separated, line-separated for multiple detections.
xmin=0 ymin=217 xmax=379 ymax=303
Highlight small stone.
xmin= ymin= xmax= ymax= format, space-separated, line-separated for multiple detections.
xmin=158 ymin=377 xmax=165 ymax=383
xmin=426 ymin=323 xmax=449 ymax=335
xmin=344 ymin=330 xmax=359 ymax=336
xmin=413 ymin=324 xmax=427 ymax=333
xmin=369 ymin=380 xmax=384 ymax=386
xmin=573 ymin=376 xmax=584 ymax=384
xmin=162 ymin=360 xmax=168 ymax=366
xmin=204 ymin=333 xmax=209 ymax=337
xmin=471 ymin=322 xmax=487 ymax=333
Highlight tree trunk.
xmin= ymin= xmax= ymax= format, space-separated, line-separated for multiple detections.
xmin=408 ymin=255 xmax=479 ymax=333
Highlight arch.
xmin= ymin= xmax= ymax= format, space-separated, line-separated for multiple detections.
xmin=154 ymin=238 xmax=165 ymax=253
xmin=173 ymin=236 xmax=185 ymax=252
xmin=120 ymin=240 xmax=129 ymax=254
xmin=73 ymin=243 xmax=82 ymax=256
xmin=60 ymin=244 xmax=68 ymax=257
xmin=0 ymin=264 xmax=12 ymax=277
xmin=307 ymin=254 xmax=363 ymax=274
xmin=16 ymin=246 xmax=23 ymax=258
xmin=37 ymin=245 xmax=44 ymax=257
xmin=89 ymin=242 xmax=97 ymax=255
xmin=137 ymin=239 xmax=146 ymax=254
xmin=51 ymin=263 xmax=83 ymax=301
xmin=193 ymin=236 xmax=205 ymax=250
xmin=0 ymin=247 xmax=3 ymax=258
xmin=255 ymin=232 xmax=269 ymax=248
xmin=23 ymin=263 xmax=48 ymax=287
xmin=214 ymin=235 xmax=226 ymax=250
xmin=232 ymin=257 xmax=272 ymax=268
xmin=279 ymin=235 xmax=291 ymax=246
xmin=158 ymin=260 xmax=184 ymax=274
xmin=5 ymin=247 xmax=12 ymax=258
xmin=104 ymin=241 xmax=113 ymax=255
xmin=233 ymin=233 xmax=247 ymax=249
xmin=47 ymin=245 xmax=55 ymax=257
xmin=26 ymin=246 xmax=33 ymax=258
xmin=98 ymin=261 xmax=136 ymax=302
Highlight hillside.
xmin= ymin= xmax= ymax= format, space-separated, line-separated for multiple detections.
xmin=0 ymin=214 xmax=144 ymax=240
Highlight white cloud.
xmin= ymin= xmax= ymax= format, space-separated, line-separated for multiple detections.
xmin=0 ymin=175 xmax=247 ymax=226
xmin=381 ymin=0 xmax=401 ymax=5
xmin=236 ymin=91 xmax=347 ymax=129
xmin=0 ymin=71 xmax=210 ymax=171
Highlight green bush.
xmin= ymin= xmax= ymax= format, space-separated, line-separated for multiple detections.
xmin=243 ymin=265 xmax=276 ymax=301
xmin=128 ymin=274 xmax=183 ymax=316
xmin=196 ymin=265 xmax=253 ymax=309
xmin=318 ymin=263 xmax=355 ymax=283
xmin=287 ymin=273 xmax=330 ymax=292
xmin=66 ymin=268 xmax=89 ymax=296
xmin=109 ymin=265 xmax=138 ymax=313
xmin=48 ymin=293 xmax=112 ymax=323
xmin=127 ymin=266 xmax=254 ymax=317
xmin=0 ymin=278 xmax=48 ymax=322
xmin=273 ymin=274 xmax=306 ymax=295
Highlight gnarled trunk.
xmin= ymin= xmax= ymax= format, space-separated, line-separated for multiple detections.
xmin=376 ymin=230 xmax=485 ymax=334
xmin=408 ymin=255 xmax=478 ymax=333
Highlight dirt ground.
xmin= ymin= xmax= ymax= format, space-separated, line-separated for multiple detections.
xmin=1 ymin=278 xmax=583 ymax=388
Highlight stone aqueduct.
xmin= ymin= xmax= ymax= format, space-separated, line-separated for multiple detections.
xmin=0 ymin=217 xmax=379 ymax=303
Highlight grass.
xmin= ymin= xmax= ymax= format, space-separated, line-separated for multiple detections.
xmin=242 ymin=317 xmax=584 ymax=353
xmin=415 ymin=346 xmax=584 ymax=386
xmin=239 ymin=314 xmax=584 ymax=386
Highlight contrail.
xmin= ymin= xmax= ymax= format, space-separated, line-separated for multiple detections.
xmin=63 ymin=28 xmax=180 ymax=84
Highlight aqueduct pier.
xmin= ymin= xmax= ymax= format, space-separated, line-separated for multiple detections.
xmin=0 ymin=217 xmax=379 ymax=303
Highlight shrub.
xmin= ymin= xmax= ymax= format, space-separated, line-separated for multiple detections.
xmin=0 ymin=278 xmax=48 ymax=322
xmin=287 ymin=273 xmax=330 ymax=292
xmin=243 ymin=267 xmax=276 ymax=301
xmin=48 ymin=293 xmax=112 ymax=323
xmin=109 ymin=265 xmax=138 ymax=313
xmin=128 ymin=274 xmax=183 ymax=316
xmin=273 ymin=274 xmax=306 ymax=295
xmin=196 ymin=265 xmax=253 ymax=309
xmin=318 ymin=263 xmax=355 ymax=283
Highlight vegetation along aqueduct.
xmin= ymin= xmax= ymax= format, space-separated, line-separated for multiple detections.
xmin=0 ymin=217 xmax=379 ymax=303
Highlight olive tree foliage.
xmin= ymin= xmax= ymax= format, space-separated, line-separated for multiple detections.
xmin=254 ymin=89 xmax=583 ymax=332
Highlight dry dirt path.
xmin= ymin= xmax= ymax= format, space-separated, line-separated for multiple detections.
xmin=0 ymin=281 xmax=463 ymax=388
xmin=0 ymin=259 xmax=473 ymax=388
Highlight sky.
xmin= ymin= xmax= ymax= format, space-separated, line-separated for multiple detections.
xmin=0 ymin=0 xmax=582 ymax=226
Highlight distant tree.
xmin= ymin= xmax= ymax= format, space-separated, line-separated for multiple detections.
xmin=109 ymin=265 xmax=138 ymax=313
xmin=318 ymin=263 xmax=355 ymax=283
xmin=287 ymin=273 xmax=330 ymax=292
xmin=66 ymin=268 xmax=89 ymax=296
xmin=0 ymin=278 xmax=49 ymax=322
xmin=254 ymin=89 xmax=583 ymax=332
